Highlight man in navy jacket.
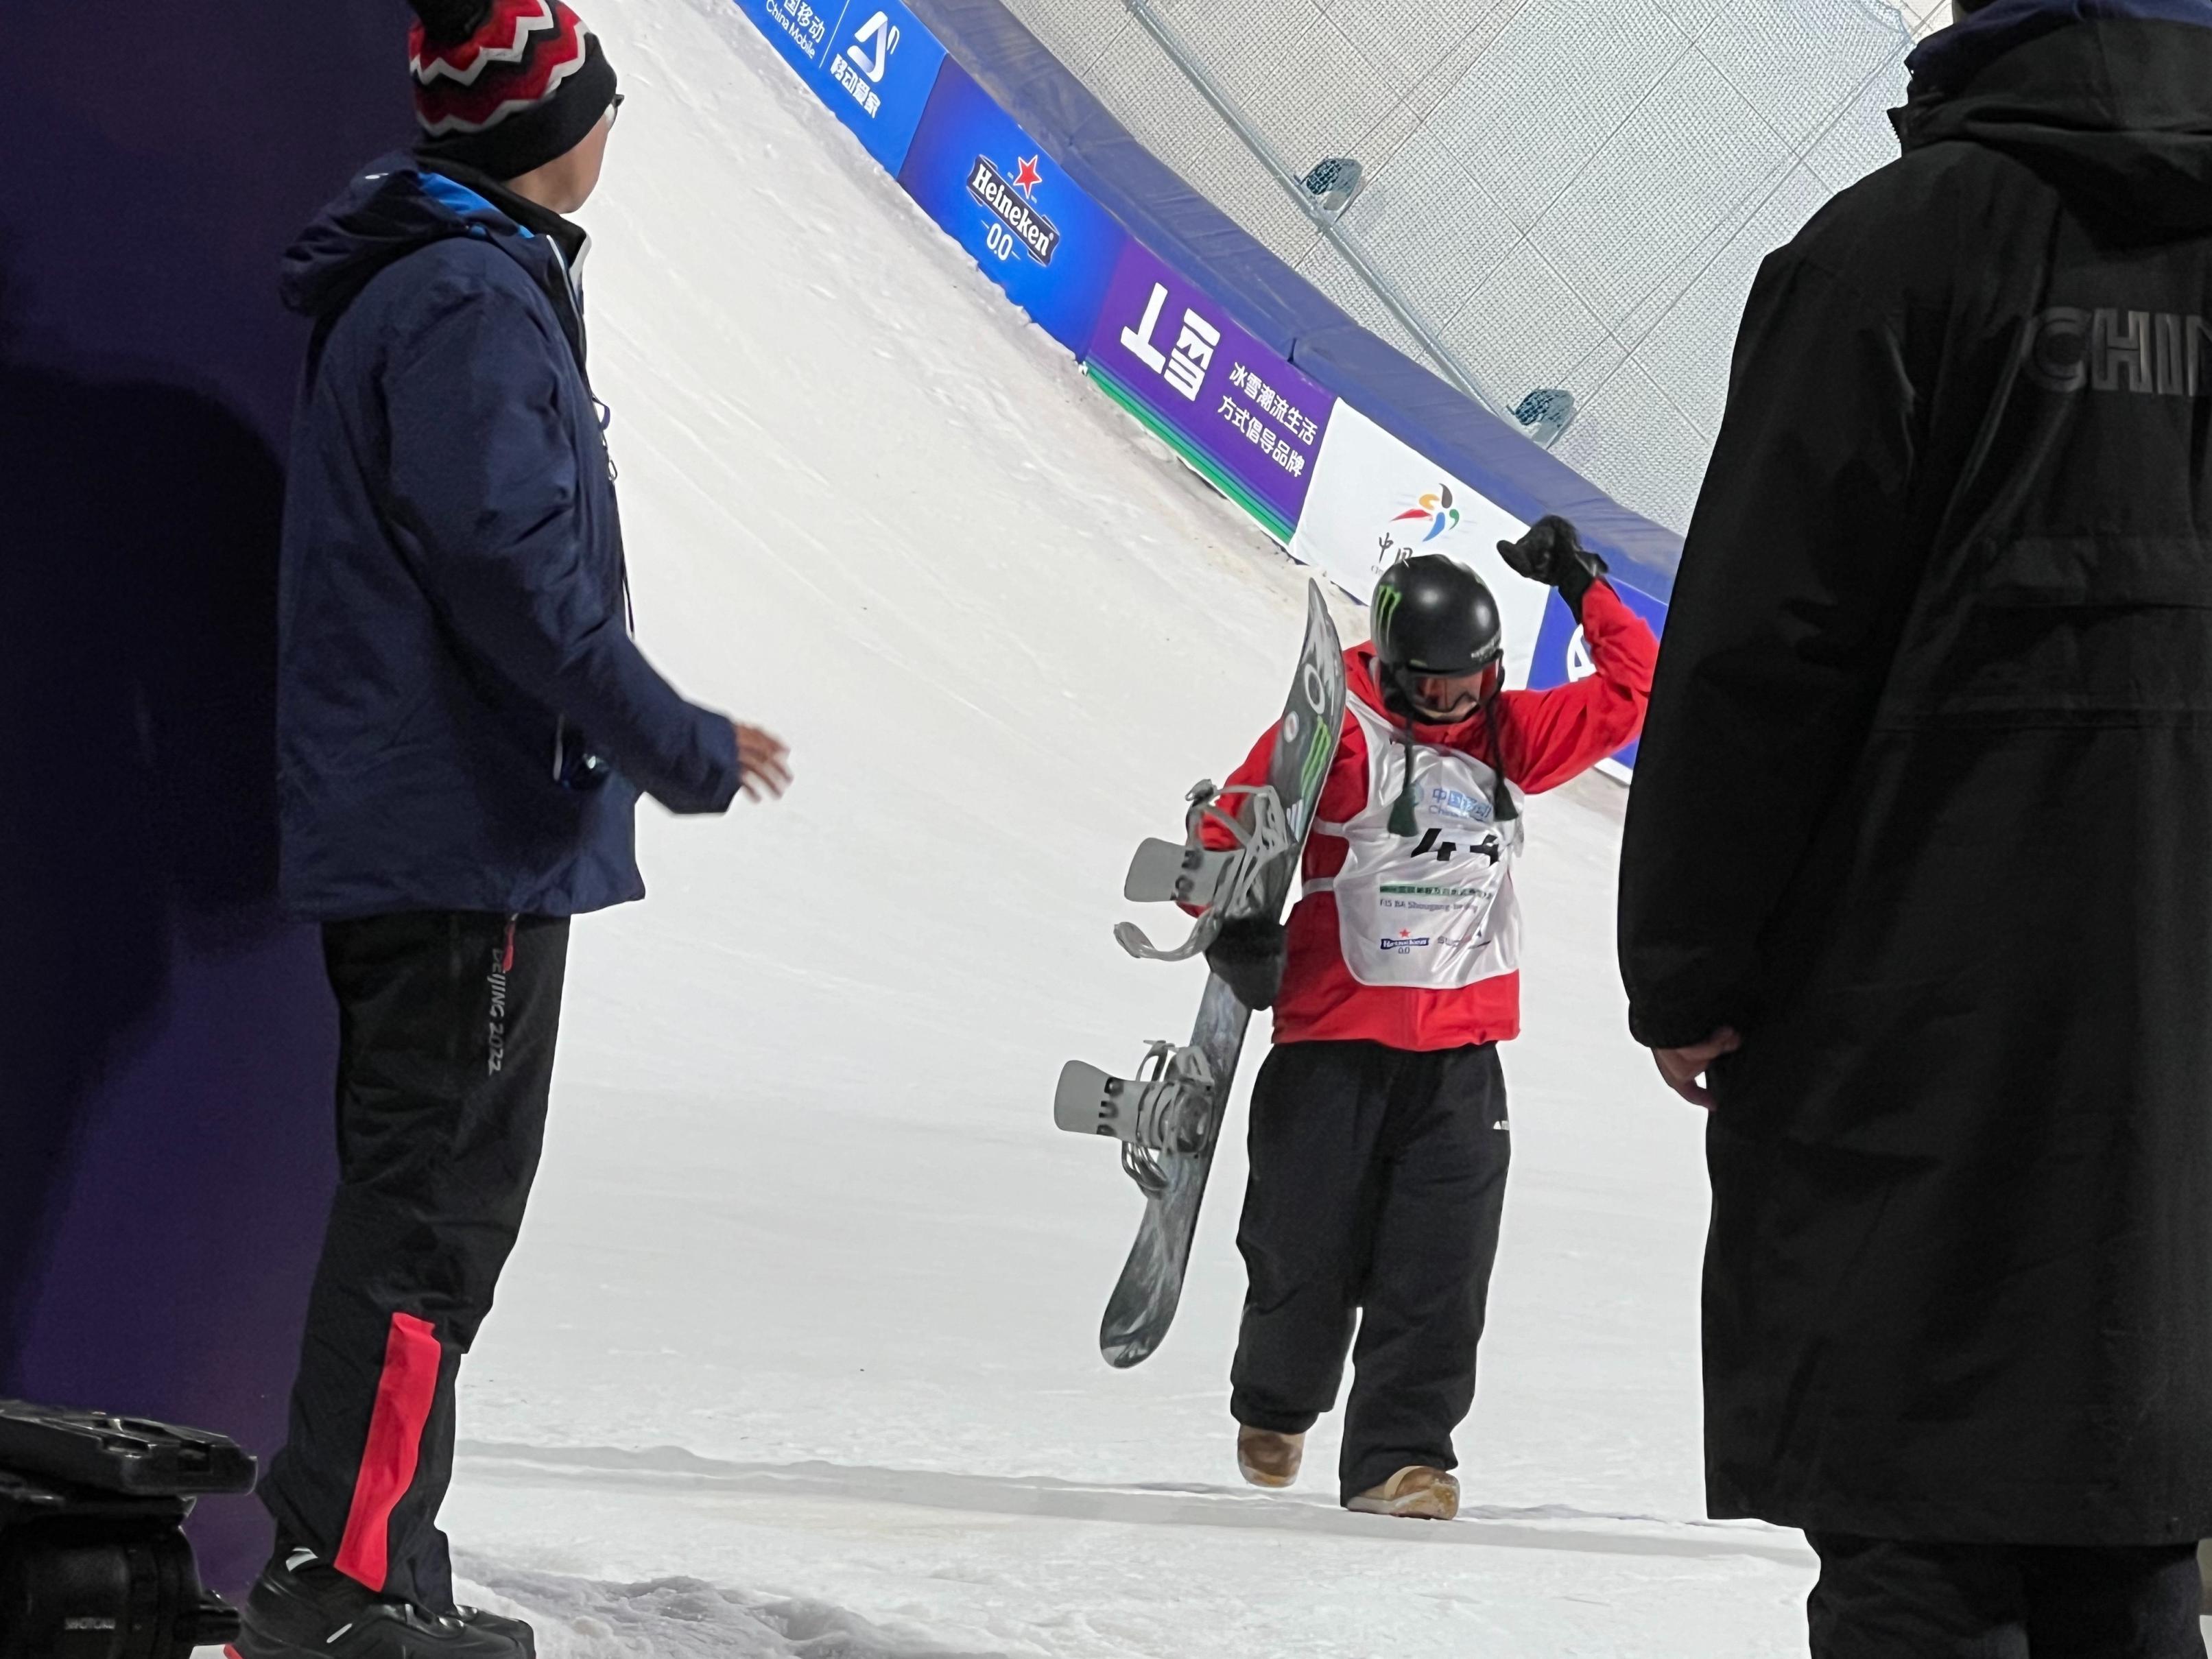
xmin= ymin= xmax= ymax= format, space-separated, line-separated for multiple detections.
xmin=244 ymin=3 xmax=789 ymax=1654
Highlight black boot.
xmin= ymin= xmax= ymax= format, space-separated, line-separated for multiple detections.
xmin=229 ymin=1544 xmax=535 ymax=1659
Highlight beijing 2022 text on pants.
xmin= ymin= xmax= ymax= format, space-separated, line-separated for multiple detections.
xmin=1230 ymin=1038 xmax=1512 ymax=1503
xmin=259 ymin=909 xmax=569 ymax=1610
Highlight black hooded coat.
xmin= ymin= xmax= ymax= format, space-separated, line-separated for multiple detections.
xmin=1618 ymin=9 xmax=2212 ymax=1542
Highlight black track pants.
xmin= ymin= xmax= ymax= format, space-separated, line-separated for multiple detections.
xmin=259 ymin=910 xmax=569 ymax=1610
xmin=1230 ymin=1039 xmax=1511 ymax=1503
xmin=1807 ymin=1533 xmax=2207 ymax=1658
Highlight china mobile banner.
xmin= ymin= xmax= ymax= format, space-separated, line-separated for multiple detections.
xmin=1082 ymin=241 xmax=1333 ymax=545
xmin=742 ymin=0 xmax=947 ymax=173
xmin=1289 ymin=403 xmax=1549 ymax=690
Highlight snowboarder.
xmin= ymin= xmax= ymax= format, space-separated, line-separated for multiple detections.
xmin=1206 ymin=519 xmax=1656 ymax=1518
xmin=239 ymin=2 xmax=791 ymax=1655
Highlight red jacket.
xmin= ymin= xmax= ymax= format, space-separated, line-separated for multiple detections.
xmin=1211 ymin=580 xmax=1658 ymax=1051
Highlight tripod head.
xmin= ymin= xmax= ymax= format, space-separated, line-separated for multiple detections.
xmin=0 ymin=1402 xmax=254 ymax=1658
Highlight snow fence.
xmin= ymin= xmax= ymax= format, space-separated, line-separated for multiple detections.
xmin=737 ymin=0 xmax=1676 ymax=769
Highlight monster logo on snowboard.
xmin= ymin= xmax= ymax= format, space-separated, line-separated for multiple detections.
xmin=1054 ymin=582 xmax=1346 ymax=1367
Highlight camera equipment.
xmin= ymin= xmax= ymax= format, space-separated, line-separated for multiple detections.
xmin=0 ymin=1401 xmax=255 ymax=1658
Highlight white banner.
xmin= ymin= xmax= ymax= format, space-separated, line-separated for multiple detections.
xmin=1287 ymin=403 xmax=1548 ymax=689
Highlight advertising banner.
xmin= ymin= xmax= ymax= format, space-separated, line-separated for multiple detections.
xmin=897 ymin=59 xmax=1128 ymax=353
xmin=1526 ymin=575 xmax=1669 ymax=775
xmin=738 ymin=0 xmax=947 ymax=174
xmin=1082 ymin=241 xmax=1333 ymax=545
xmin=1288 ymin=403 xmax=1547 ymax=688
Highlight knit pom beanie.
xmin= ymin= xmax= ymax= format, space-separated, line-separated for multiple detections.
xmin=407 ymin=0 xmax=619 ymax=182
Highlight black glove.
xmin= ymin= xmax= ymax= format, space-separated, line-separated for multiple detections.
xmin=1205 ymin=914 xmax=1287 ymax=1010
xmin=1498 ymin=514 xmax=1608 ymax=619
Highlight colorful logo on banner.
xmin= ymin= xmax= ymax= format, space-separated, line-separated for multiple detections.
xmin=1527 ymin=575 xmax=1669 ymax=774
xmin=1388 ymin=484 xmax=1460 ymax=550
xmin=897 ymin=59 xmax=1126 ymax=353
xmin=742 ymin=0 xmax=947 ymax=174
xmin=1083 ymin=241 xmax=1333 ymax=543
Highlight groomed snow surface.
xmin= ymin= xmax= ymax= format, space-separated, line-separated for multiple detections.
xmin=445 ymin=0 xmax=1814 ymax=1650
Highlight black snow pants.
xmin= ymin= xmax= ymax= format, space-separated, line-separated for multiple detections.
xmin=1806 ymin=1533 xmax=2207 ymax=1659
xmin=1230 ymin=1038 xmax=1511 ymax=1503
xmin=259 ymin=909 xmax=569 ymax=1610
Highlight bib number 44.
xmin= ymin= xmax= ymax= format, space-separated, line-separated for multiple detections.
xmin=1407 ymin=826 xmax=1501 ymax=866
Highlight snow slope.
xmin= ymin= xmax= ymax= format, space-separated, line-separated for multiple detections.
xmin=440 ymin=0 xmax=1821 ymax=1650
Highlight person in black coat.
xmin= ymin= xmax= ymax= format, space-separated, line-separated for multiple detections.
xmin=241 ymin=3 xmax=791 ymax=1656
xmin=1617 ymin=1 xmax=2212 ymax=1653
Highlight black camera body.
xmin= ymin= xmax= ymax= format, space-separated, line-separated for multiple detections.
xmin=0 ymin=1403 xmax=255 ymax=1658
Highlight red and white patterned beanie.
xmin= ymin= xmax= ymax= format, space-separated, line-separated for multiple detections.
xmin=408 ymin=0 xmax=620 ymax=182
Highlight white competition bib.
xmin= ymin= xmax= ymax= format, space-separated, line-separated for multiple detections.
xmin=1307 ymin=697 xmax=1524 ymax=990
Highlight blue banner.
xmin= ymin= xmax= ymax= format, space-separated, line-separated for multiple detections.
xmin=737 ymin=0 xmax=947 ymax=174
xmin=896 ymin=58 xmax=1127 ymax=354
xmin=1525 ymin=578 xmax=1669 ymax=773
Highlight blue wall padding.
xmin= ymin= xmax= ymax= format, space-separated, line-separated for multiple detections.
xmin=901 ymin=0 xmax=1685 ymax=597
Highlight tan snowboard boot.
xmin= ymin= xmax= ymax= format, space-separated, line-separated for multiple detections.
xmin=1236 ymin=1424 xmax=1305 ymax=1489
xmin=1345 ymin=1465 xmax=1460 ymax=1520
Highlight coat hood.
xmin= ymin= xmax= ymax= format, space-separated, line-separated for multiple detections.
xmin=280 ymin=154 xmax=588 ymax=325
xmin=1896 ymin=3 xmax=2212 ymax=237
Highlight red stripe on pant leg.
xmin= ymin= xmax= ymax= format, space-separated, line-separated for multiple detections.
xmin=334 ymin=1311 xmax=442 ymax=1590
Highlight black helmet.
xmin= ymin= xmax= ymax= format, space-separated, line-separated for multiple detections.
xmin=1372 ymin=555 xmax=1502 ymax=678
xmin=1371 ymin=553 xmax=1519 ymax=824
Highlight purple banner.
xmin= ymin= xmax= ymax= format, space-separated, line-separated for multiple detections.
xmin=1084 ymin=241 xmax=1334 ymax=540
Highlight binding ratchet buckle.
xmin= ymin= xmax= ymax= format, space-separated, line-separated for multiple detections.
xmin=1112 ymin=779 xmax=1291 ymax=964
xmin=1117 ymin=1040 xmax=1217 ymax=1195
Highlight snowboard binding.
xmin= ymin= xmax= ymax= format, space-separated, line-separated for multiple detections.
xmin=1117 ymin=1041 xmax=1217 ymax=1196
xmin=1054 ymin=1041 xmax=1220 ymax=1196
xmin=1111 ymin=778 xmax=1291 ymax=963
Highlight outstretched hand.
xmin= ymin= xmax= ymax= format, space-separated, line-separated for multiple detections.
xmin=1653 ymin=1027 xmax=1742 ymax=1112
xmin=733 ymin=722 xmax=793 ymax=802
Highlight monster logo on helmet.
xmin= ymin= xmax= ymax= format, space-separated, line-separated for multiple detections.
xmin=1372 ymin=555 xmax=1504 ymax=710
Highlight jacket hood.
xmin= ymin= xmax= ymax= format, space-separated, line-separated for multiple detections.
xmin=280 ymin=154 xmax=588 ymax=323
xmin=1896 ymin=3 xmax=2212 ymax=237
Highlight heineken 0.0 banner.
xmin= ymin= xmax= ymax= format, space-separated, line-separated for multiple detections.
xmin=1084 ymin=241 xmax=1334 ymax=545
xmin=1288 ymin=403 xmax=1545 ymax=687
xmin=898 ymin=58 xmax=1128 ymax=353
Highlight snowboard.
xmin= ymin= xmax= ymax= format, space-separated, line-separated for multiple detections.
xmin=1055 ymin=580 xmax=1346 ymax=1368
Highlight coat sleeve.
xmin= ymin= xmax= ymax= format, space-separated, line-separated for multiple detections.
xmin=1495 ymin=581 xmax=1657 ymax=793
xmin=1617 ymin=252 xmax=1919 ymax=1050
xmin=382 ymin=274 xmax=742 ymax=815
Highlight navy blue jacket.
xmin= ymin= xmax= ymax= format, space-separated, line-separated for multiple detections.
xmin=277 ymin=157 xmax=739 ymax=920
